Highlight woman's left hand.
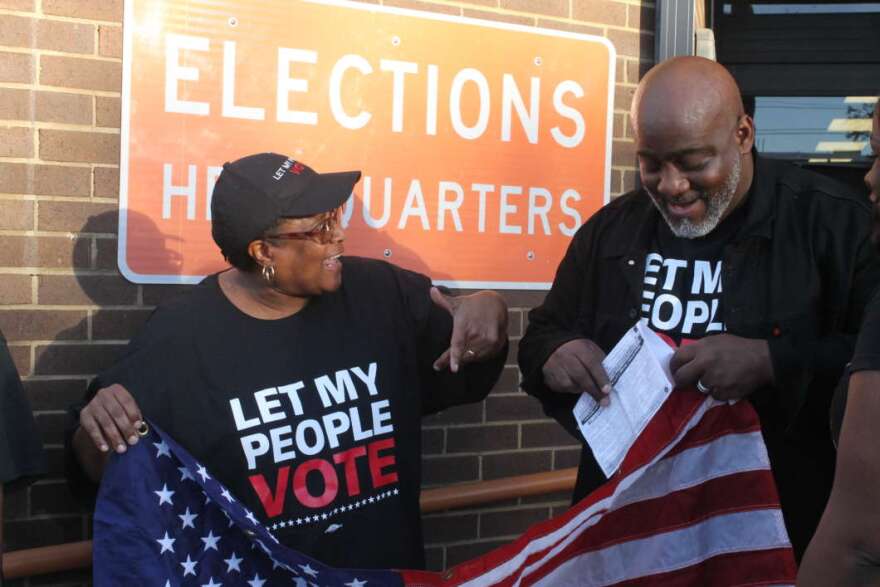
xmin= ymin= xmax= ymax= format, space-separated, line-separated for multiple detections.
xmin=430 ymin=287 xmax=508 ymax=372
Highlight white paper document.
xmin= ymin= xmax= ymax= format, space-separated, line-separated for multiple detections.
xmin=572 ymin=319 xmax=675 ymax=477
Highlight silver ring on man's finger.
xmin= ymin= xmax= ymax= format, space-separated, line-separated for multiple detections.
xmin=696 ymin=380 xmax=712 ymax=394
xmin=464 ymin=349 xmax=476 ymax=359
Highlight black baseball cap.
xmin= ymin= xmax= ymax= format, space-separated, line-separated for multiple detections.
xmin=211 ymin=153 xmax=361 ymax=258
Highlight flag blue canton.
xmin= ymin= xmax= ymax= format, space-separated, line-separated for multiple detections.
xmin=93 ymin=420 xmax=404 ymax=587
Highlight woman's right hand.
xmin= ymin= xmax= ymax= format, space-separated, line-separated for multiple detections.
xmin=78 ymin=383 xmax=143 ymax=454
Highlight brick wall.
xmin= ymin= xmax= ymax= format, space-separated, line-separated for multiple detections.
xmin=0 ymin=0 xmax=654 ymax=584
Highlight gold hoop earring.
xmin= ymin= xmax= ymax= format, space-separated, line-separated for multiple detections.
xmin=261 ymin=264 xmax=276 ymax=284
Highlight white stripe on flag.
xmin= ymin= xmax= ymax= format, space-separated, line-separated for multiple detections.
xmin=532 ymin=509 xmax=790 ymax=586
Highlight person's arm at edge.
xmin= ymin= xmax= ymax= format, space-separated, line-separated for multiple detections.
xmin=798 ymin=370 xmax=880 ymax=586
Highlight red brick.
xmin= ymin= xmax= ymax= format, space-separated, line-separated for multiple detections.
xmin=39 ymin=129 xmax=119 ymax=164
xmin=33 ymin=342 xmax=126 ymax=375
xmin=607 ymin=28 xmax=654 ymax=60
xmin=0 ymin=88 xmax=32 ymax=120
xmin=422 ymin=427 xmax=444 ymax=455
xmin=498 ymin=289 xmax=546 ymax=308
xmin=382 ymin=0 xmax=460 ymax=15
xmin=507 ymin=309 xmax=524 ymax=337
xmin=501 ymin=0 xmax=567 ymax=17
xmin=457 ymin=0 xmax=497 ymax=6
xmin=521 ymin=421 xmax=579 ymax=448
xmin=536 ymin=18 xmax=603 ymax=37
xmin=573 ymin=0 xmax=627 ymax=25
xmin=616 ymin=56 xmax=625 ymax=83
xmin=486 ymin=394 xmax=547 ymax=422
xmin=94 ymin=166 xmax=119 ymax=197
xmin=0 ymin=163 xmax=28 ymax=193
xmin=7 ymin=343 xmax=30 ymax=374
xmin=98 ymin=25 xmax=122 ymax=58
xmin=622 ymin=168 xmax=638 ymax=192
xmin=0 ymin=14 xmax=34 ymax=48
xmin=23 ymin=377 xmax=88 ymax=411
xmin=38 ymin=274 xmax=138 ymax=305
xmin=421 ymin=455 xmax=480 ymax=485
xmin=142 ymin=283 xmax=191 ymax=306
xmin=2 ymin=516 xmax=85 ymax=551
xmin=554 ymin=447 xmax=582 ymax=469
xmin=0 ymin=51 xmax=34 ymax=83
xmin=0 ymin=274 xmax=33 ymax=304
xmin=40 ymin=55 xmax=121 ymax=92
xmin=35 ymin=91 xmax=93 ymax=125
xmin=489 ymin=365 xmax=521 ymax=394
xmin=95 ymin=96 xmax=120 ymax=127
xmin=0 ymin=126 xmax=33 ymax=157
xmin=38 ymin=200 xmax=117 ymax=233
xmin=627 ymin=58 xmax=652 ymax=84
xmin=612 ymin=138 xmax=636 ymax=167
xmin=480 ymin=506 xmax=550 ymax=538
xmin=446 ymin=424 xmax=518 ymax=453
xmin=33 ymin=164 xmax=92 ymax=197
xmin=614 ymin=111 xmax=628 ymax=138
xmin=615 ymin=82 xmax=636 ymax=111
xmin=0 ymin=198 xmax=34 ymax=230
xmin=36 ymin=19 xmax=95 ymax=54
xmin=95 ymin=236 xmax=118 ymax=270
xmin=462 ymin=8 xmax=535 ymax=25
xmin=482 ymin=450 xmax=552 ymax=480
xmin=423 ymin=513 xmax=478 ymax=543
xmin=3 ymin=483 xmax=28 ymax=520
xmin=0 ymin=310 xmax=87 ymax=341
xmin=33 ymin=412 xmax=63 ymax=446
xmin=0 ymin=0 xmax=35 ymax=10
xmin=0 ymin=235 xmax=88 ymax=269
xmin=423 ymin=400 xmax=484 ymax=426
xmin=91 ymin=308 xmax=152 ymax=341
xmin=42 ymin=0 xmax=123 ymax=21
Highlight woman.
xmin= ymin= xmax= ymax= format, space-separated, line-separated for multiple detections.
xmin=798 ymin=102 xmax=880 ymax=585
xmin=68 ymin=152 xmax=508 ymax=570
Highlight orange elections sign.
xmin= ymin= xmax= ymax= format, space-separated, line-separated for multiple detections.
xmin=119 ymin=0 xmax=615 ymax=288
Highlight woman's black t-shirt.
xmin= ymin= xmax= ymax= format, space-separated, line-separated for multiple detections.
xmin=71 ymin=257 xmax=504 ymax=569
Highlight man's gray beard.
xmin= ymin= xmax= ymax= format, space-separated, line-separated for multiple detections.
xmin=649 ymin=156 xmax=742 ymax=239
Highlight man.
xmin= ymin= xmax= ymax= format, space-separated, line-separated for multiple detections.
xmin=518 ymin=57 xmax=880 ymax=559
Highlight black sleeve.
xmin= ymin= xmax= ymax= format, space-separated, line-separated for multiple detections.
xmin=390 ymin=265 xmax=506 ymax=416
xmin=0 ymin=331 xmax=46 ymax=486
xmin=64 ymin=308 xmax=175 ymax=505
xmin=518 ymin=220 xmax=598 ymax=439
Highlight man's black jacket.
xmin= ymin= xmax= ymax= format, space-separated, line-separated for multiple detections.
xmin=518 ymin=156 xmax=880 ymax=559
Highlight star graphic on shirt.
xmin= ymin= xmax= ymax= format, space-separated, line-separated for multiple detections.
xmin=180 ymin=554 xmax=198 ymax=576
xmin=179 ymin=507 xmax=198 ymax=529
xmin=320 ymin=513 xmax=328 ymax=521
xmin=178 ymin=466 xmax=196 ymax=482
xmin=296 ymin=518 xmax=303 ymax=525
xmin=367 ymin=496 xmax=375 ymax=503
xmin=223 ymin=552 xmax=243 ymax=573
xmin=202 ymin=577 xmax=222 ymax=587
xmin=156 ymin=531 xmax=175 ymax=554
xmin=196 ymin=464 xmax=210 ymax=481
xmin=345 ymin=579 xmax=368 ymax=587
xmin=153 ymin=440 xmax=171 ymax=458
xmin=299 ymin=564 xmax=319 ymax=578
xmin=393 ymin=488 xmax=399 ymax=495
xmin=154 ymin=484 xmax=174 ymax=506
xmin=201 ymin=530 xmax=221 ymax=551
xmin=247 ymin=574 xmax=266 ymax=587
xmin=220 ymin=488 xmax=235 ymax=503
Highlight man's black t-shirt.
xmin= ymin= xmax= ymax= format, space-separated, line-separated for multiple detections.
xmin=640 ymin=203 xmax=748 ymax=344
xmin=1 ymin=331 xmax=46 ymax=486
xmin=78 ymin=257 xmax=504 ymax=569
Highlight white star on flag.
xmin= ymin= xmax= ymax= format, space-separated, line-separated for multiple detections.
xmin=156 ymin=531 xmax=175 ymax=554
xmin=178 ymin=465 xmax=195 ymax=482
xmin=153 ymin=440 xmax=171 ymax=458
xmin=224 ymin=552 xmax=243 ymax=572
xmin=299 ymin=563 xmax=319 ymax=578
xmin=196 ymin=463 xmax=210 ymax=481
xmin=220 ymin=488 xmax=235 ymax=503
xmin=180 ymin=554 xmax=198 ymax=576
xmin=178 ymin=507 xmax=198 ymax=529
xmin=245 ymin=509 xmax=259 ymax=525
xmin=201 ymin=530 xmax=221 ymax=551
xmin=154 ymin=484 xmax=174 ymax=506
xmin=345 ymin=579 xmax=368 ymax=587
xmin=202 ymin=577 xmax=222 ymax=587
xmin=247 ymin=574 xmax=266 ymax=587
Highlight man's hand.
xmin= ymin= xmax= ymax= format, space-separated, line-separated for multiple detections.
xmin=670 ymin=334 xmax=774 ymax=401
xmin=78 ymin=383 xmax=143 ymax=454
xmin=430 ymin=287 xmax=508 ymax=373
xmin=542 ymin=338 xmax=612 ymax=405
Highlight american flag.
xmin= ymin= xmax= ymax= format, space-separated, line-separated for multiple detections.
xmin=94 ymin=390 xmax=796 ymax=586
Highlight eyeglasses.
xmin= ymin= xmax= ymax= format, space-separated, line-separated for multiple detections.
xmin=265 ymin=208 xmax=342 ymax=244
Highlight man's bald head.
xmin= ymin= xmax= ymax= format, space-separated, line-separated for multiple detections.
xmin=631 ymin=57 xmax=745 ymax=140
